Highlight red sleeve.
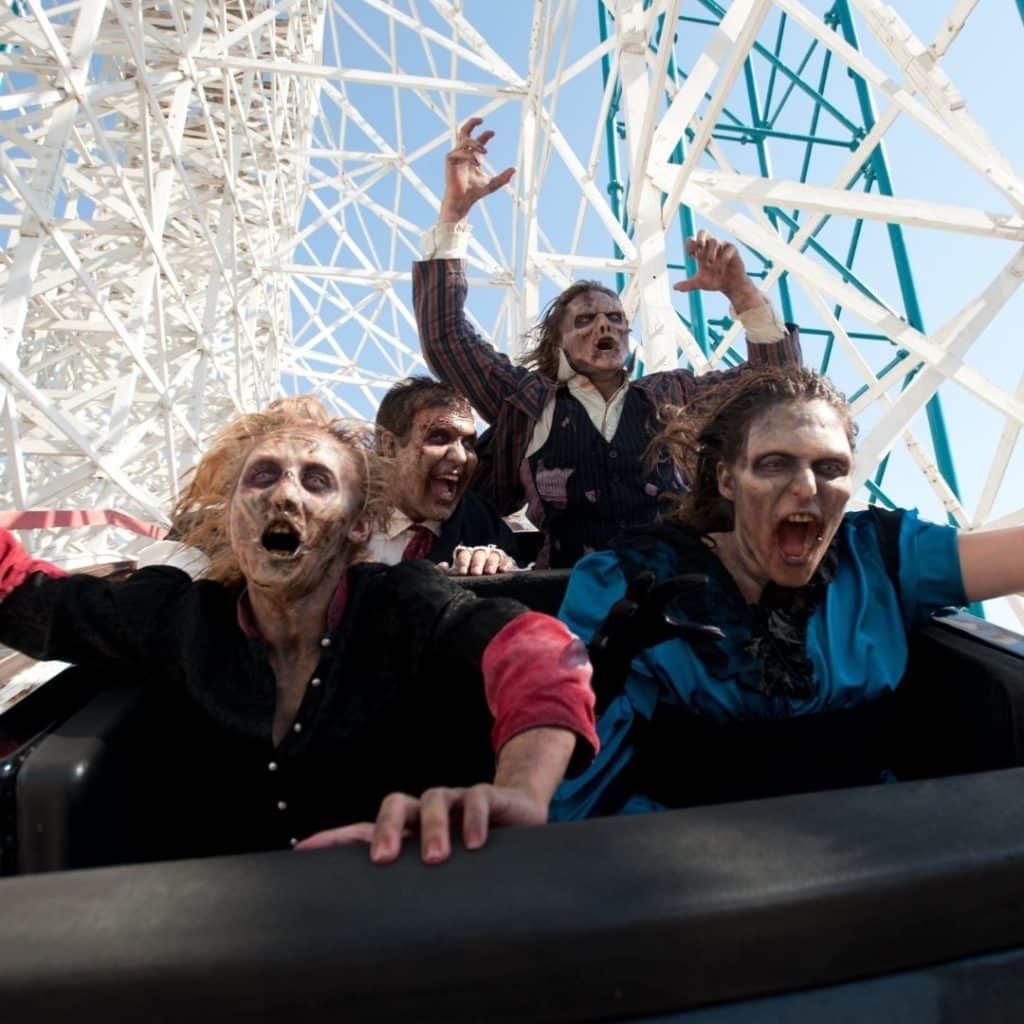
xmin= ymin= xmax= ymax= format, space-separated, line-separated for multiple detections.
xmin=0 ymin=528 xmax=67 ymax=601
xmin=482 ymin=611 xmax=598 ymax=776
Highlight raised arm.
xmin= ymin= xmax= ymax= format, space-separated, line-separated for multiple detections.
xmin=957 ymin=525 xmax=1024 ymax=604
xmin=0 ymin=527 xmax=188 ymax=670
xmin=414 ymin=119 xmax=524 ymax=424
xmin=673 ymin=230 xmax=802 ymax=373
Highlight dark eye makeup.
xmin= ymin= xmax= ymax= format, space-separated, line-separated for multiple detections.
xmin=301 ymin=468 xmax=335 ymax=492
xmin=574 ymin=311 xmax=624 ymax=327
xmin=243 ymin=459 xmax=335 ymax=493
xmin=753 ymin=452 xmax=849 ymax=478
xmin=426 ymin=431 xmax=477 ymax=450
xmin=754 ymin=454 xmax=791 ymax=474
xmin=245 ymin=461 xmax=280 ymax=486
xmin=814 ymin=459 xmax=850 ymax=479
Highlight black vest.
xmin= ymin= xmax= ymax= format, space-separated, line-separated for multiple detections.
xmin=528 ymin=386 xmax=675 ymax=569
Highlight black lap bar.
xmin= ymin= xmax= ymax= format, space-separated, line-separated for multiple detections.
xmin=4 ymin=767 xmax=1024 ymax=1021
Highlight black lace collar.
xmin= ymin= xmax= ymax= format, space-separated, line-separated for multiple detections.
xmin=613 ymin=523 xmax=841 ymax=700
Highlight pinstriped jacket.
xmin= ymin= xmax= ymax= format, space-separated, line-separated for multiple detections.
xmin=413 ymin=257 xmax=803 ymax=518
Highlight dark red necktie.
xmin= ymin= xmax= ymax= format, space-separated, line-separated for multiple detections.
xmin=401 ymin=524 xmax=434 ymax=561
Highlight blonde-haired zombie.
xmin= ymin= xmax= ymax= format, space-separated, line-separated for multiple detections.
xmin=0 ymin=397 xmax=599 ymax=864
xmin=171 ymin=396 xmax=389 ymax=586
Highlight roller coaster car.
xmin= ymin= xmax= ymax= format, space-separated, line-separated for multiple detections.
xmin=2 ymin=571 xmax=1024 ymax=1022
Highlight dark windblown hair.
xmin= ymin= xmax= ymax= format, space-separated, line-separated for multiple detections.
xmin=519 ymin=280 xmax=622 ymax=380
xmin=374 ymin=376 xmax=472 ymax=441
xmin=656 ymin=366 xmax=856 ymax=533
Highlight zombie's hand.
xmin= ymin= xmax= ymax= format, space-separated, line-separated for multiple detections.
xmin=438 ymin=544 xmax=518 ymax=576
xmin=294 ymin=783 xmax=547 ymax=865
xmin=673 ymin=229 xmax=763 ymax=314
xmin=589 ymin=571 xmax=724 ymax=711
xmin=440 ymin=117 xmax=515 ymax=223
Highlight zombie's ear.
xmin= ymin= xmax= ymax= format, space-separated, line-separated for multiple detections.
xmin=716 ymin=459 xmax=735 ymax=501
xmin=347 ymin=514 xmax=373 ymax=545
xmin=375 ymin=429 xmax=397 ymax=457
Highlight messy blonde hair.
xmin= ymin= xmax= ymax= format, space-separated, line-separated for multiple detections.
xmin=655 ymin=367 xmax=856 ymax=533
xmin=171 ymin=396 xmax=390 ymax=587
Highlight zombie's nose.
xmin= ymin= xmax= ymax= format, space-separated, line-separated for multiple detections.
xmin=269 ymin=471 xmax=301 ymax=507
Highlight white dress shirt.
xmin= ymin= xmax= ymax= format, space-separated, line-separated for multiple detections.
xmin=366 ymin=510 xmax=442 ymax=566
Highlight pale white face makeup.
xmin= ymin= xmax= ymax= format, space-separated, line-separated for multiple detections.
xmin=227 ymin=429 xmax=370 ymax=596
xmin=715 ymin=400 xmax=854 ymax=596
xmin=558 ymin=290 xmax=630 ymax=381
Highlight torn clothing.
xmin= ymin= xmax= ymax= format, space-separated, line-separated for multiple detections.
xmin=412 ymin=257 xmax=803 ymax=551
xmin=525 ymin=386 xmax=673 ymax=568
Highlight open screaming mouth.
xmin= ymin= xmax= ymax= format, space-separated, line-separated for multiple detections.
xmin=261 ymin=522 xmax=302 ymax=556
xmin=431 ymin=475 xmax=460 ymax=501
xmin=776 ymin=513 xmax=823 ymax=564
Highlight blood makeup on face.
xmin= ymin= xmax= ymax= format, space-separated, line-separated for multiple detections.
xmin=717 ymin=400 xmax=853 ymax=595
xmin=228 ymin=430 xmax=361 ymax=593
xmin=392 ymin=406 xmax=478 ymax=523
xmin=558 ymin=290 xmax=629 ymax=381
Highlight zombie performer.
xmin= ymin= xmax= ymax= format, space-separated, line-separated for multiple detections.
xmin=414 ymin=118 xmax=802 ymax=568
xmin=550 ymin=368 xmax=1024 ymax=819
xmin=369 ymin=376 xmax=526 ymax=575
xmin=0 ymin=398 xmax=597 ymax=863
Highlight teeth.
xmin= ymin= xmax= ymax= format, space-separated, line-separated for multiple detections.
xmin=786 ymin=514 xmax=816 ymax=523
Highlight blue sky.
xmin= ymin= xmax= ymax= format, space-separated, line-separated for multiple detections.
xmin=295 ymin=0 xmax=1024 ymax=622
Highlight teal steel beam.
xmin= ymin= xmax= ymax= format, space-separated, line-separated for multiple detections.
xmin=764 ymin=39 xmax=821 ymax=129
xmin=741 ymin=54 xmax=796 ymax=323
xmin=762 ymin=12 xmax=788 ymax=119
xmin=695 ymin=0 xmax=861 ymax=135
xmin=797 ymin=48 xmax=834 ymax=186
xmin=754 ymin=205 xmax=889 ymax=306
xmin=597 ymin=1 xmax=627 ymax=294
xmin=711 ymin=125 xmax=856 ymax=148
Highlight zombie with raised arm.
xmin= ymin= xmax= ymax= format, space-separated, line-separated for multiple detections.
xmin=414 ymin=118 xmax=802 ymax=568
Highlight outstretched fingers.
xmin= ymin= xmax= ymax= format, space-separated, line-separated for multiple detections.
xmin=370 ymin=791 xmax=422 ymax=863
xmin=460 ymin=784 xmax=496 ymax=850
xmin=458 ymin=116 xmax=483 ymax=141
xmin=417 ymin=787 xmax=463 ymax=864
xmin=293 ymin=822 xmax=375 ymax=851
xmin=452 ymin=118 xmax=515 ymax=192
xmin=294 ymin=784 xmax=539 ymax=865
xmin=675 ymin=230 xmax=739 ymax=293
xmin=487 ymin=166 xmax=516 ymax=193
